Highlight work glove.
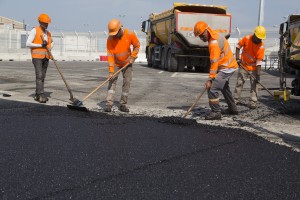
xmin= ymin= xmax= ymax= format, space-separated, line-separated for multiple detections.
xmin=107 ymin=72 xmax=114 ymax=80
xmin=129 ymin=56 xmax=136 ymax=64
xmin=41 ymin=40 xmax=48 ymax=47
xmin=204 ymin=80 xmax=212 ymax=89
xmin=236 ymin=58 xmax=241 ymax=65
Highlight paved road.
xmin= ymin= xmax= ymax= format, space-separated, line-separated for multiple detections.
xmin=0 ymin=61 xmax=300 ymax=199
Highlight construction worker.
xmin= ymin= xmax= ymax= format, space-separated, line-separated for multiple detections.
xmin=104 ymin=19 xmax=140 ymax=112
xmin=194 ymin=21 xmax=238 ymax=120
xmin=26 ymin=13 xmax=53 ymax=103
xmin=233 ymin=26 xmax=266 ymax=109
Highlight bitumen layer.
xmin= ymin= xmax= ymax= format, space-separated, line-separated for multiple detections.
xmin=0 ymin=99 xmax=299 ymax=199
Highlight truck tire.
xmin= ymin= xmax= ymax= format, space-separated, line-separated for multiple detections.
xmin=148 ymin=50 xmax=153 ymax=67
xmin=166 ymin=49 xmax=177 ymax=72
xmin=151 ymin=50 xmax=157 ymax=68
xmin=177 ymin=57 xmax=185 ymax=72
xmin=160 ymin=48 xmax=166 ymax=70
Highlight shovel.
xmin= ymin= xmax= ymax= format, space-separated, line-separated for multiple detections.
xmin=182 ymin=87 xmax=207 ymax=118
xmin=67 ymin=63 xmax=130 ymax=112
xmin=0 ymin=92 xmax=11 ymax=97
xmin=40 ymin=36 xmax=79 ymax=104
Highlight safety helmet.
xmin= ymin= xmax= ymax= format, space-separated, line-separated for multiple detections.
xmin=38 ymin=13 xmax=51 ymax=24
xmin=254 ymin=26 xmax=266 ymax=39
xmin=108 ymin=19 xmax=122 ymax=36
xmin=194 ymin=21 xmax=209 ymax=37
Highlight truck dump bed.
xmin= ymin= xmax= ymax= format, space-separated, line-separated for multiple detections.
xmin=289 ymin=14 xmax=300 ymax=70
xmin=150 ymin=3 xmax=231 ymax=47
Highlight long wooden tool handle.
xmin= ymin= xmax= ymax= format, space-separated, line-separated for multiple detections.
xmin=239 ymin=63 xmax=273 ymax=97
xmin=183 ymin=87 xmax=207 ymax=118
xmin=40 ymin=35 xmax=74 ymax=100
xmin=240 ymin=63 xmax=287 ymax=111
xmin=81 ymin=63 xmax=130 ymax=102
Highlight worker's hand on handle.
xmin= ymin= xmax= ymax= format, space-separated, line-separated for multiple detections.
xmin=204 ymin=80 xmax=212 ymax=89
xmin=107 ymin=72 xmax=114 ymax=80
xmin=129 ymin=56 xmax=136 ymax=64
xmin=236 ymin=58 xmax=241 ymax=65
xmin=42 ymin=40 xmax=48 ymax=47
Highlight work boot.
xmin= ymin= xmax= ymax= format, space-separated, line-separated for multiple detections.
xmin=34 ymin=93 xmax=47 ymax=103
xmin=249 ymin=104 xmax=256 ymax=109
xmin=104 ymin=105 xmax=112 ymax=112
xmin=40 ymin=93 xmax=48 ymax=102
xmin=205 ymin=112 xmax=221 ymax=120
xmin=119 ymin=105 xmax=129 ymax=112
xmin=221 ymin=109 xmax=238 ymax=115
xmin=234 ymin=99 xmax=240 ymax=105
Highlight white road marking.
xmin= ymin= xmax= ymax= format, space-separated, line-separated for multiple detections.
xmin=158 ymin=71 xmax=164 ymax=74
xmin=171 ymin=72 xmax=178 ymax=77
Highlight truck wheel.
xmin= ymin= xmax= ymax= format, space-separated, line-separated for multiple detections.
xmin=177 ymin=57 xmax=185 ymax=72
xmin=160 ymin=48 xmax=166 ymax=70
xmin=166 ymin=50 xmax=177 ymax=72
xmin=151 ymin=50 xmax=157 ymax=68
xmin=148 ymin=50 xmax=153 ymax=67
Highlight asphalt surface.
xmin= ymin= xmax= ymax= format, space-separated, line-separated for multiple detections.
xmin=0 ymin=61 xmax=300 ymax=199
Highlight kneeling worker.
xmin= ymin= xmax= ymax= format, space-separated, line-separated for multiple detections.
xmin=194 ymin=21 xmax=238 ymax=120
xmin=104 ymin=19 xmax=140 ymax=112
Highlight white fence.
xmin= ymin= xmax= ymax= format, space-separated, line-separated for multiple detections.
xmin=0 ymin=29 xmax=147 ymax=62
xmin=0 ymin=28 xmax=279 ymax=63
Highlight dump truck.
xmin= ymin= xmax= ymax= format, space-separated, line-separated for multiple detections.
xmin=277 ymin=14 xmax=300 ymax=98
xmin=141 ymin=2 xmax=232 ymax=72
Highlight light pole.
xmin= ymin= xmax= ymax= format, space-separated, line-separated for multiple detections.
xmin=236 ymin=26 xmax=241 ymax=41
xmin=258 ymin=0 xmax=264 ymax=26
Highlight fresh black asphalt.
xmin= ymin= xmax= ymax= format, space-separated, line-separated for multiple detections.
xmin=0 ymin=99 xmax=299 ymax=199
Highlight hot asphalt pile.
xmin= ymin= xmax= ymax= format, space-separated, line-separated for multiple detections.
xmin=0 ymin=99 xmax=299 ymax=199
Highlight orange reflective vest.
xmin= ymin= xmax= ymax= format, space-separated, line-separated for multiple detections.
xmin=31 ymin=26 xmax=52 ymax=59
xmin=106 ymin=28 xmax=140 ymax=73
xmin=208 ymin=28 xmax=237 ymax=79
xmin=237 ymin=34 xmax=265 ymax=71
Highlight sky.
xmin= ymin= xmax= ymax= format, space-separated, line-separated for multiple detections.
xmin=0 ymin=0 xmax=299 ymax=32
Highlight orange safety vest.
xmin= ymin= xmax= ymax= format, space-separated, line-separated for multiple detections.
xmin=31 ymin=26 xmax=52 ymax=59
xmin=237 ymin=34 xmax=265 ymax=71
xmin=106 ymin=28 xmax=140 ymax=73
xmin=208 ymin=28 xmax=237 ymax=79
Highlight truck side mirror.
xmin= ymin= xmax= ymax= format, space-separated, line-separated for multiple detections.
xmin=279 ymin=22 xmax=287 ymax=35
xmin=141 ymin=21 xmax=146 ymax=32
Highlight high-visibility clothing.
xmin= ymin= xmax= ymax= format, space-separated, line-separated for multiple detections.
xmin=237 ymin=34 xmax=265 ymax=71
xmin=208 ymin=27 xmax=237 ymax=79
xmin=107 ymin=28 xmax=140 ymax=73
xmin=31 ymin=26 xmax=52 ymax=59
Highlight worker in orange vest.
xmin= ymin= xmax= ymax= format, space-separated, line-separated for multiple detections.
xmin=194 ymin=21 xmax=238 ymax=120
xmin=104 ymin=19 xmax=140 ymax=112
xmin=234 ymin=26 xmax=266 ymax=109
xmin=26 ymin=13 xmax=53 ymax=103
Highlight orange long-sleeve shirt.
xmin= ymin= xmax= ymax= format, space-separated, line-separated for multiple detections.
xmin=208 ymin=28 xmax=237 ymax=79
xmin=106 ymin=28 xmax=140 ymax=73
xmin=237 ymin=34 xmax=265 ymax=71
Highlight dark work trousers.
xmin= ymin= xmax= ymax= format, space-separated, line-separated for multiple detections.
xmin=208 ymin=71 xmax=237 ymax=113
xmin=106 ymin=64 xmax=132 ymax=107
xmin=32 ymin=58 xmax=49 ymax=95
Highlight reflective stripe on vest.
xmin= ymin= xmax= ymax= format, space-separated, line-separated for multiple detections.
xmin=210 ymin=36 xmax=234 ymax=68
xmin=31 ymin=26 xmax=51 ymax=59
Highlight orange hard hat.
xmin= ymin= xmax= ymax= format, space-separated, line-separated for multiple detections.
xmin=38 ymin=13 xmax=51 ymax=24
xmin=194 ymin=21 xmax=208 ymax=37
xmin=108 ymin=19 xmax=122 ymax=36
